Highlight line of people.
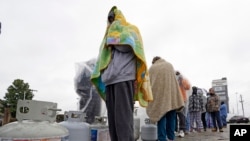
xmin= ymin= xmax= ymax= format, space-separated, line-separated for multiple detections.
xmin=147 ymin=56 xmax=228 ymax=141
xmin=175 ymin=84 xmax=228 ymax=138
xmin=91 ymin=6 xmax=227 ymax=141
xmin=146 ymin=56 xmax=227 ymax=141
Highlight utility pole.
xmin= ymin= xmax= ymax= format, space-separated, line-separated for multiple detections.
xmin=236 ymin=92 xmax=239 ymax=115
xmin=239 ymin=94 xmax=245 ymax=117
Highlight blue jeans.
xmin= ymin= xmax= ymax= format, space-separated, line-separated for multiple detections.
xmin=157 ymin=110 xmax=176 ymax=141
xmin=206 ymin=112 xmax=214 ymax=128
xmin=220 ymin=115 xmax=227 ymax=126
xmin=210 ymin=111 xmax=222 ymax=129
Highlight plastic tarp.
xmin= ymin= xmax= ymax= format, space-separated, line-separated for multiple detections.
xmin=74 ymin=58 xmax=102 ymax=124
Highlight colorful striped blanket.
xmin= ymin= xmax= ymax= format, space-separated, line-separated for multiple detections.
xmin=90 ymin=6 xmax=153 ymax=107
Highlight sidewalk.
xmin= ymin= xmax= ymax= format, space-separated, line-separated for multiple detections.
xmin=175 ymin=127 xmax=229 ymax=141
xmin=137 ymin=126 xmax=229 ymax=141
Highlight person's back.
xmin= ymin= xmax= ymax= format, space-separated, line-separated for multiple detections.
xmin=147 ymin=56 xmax=184 ymax=141
xmin=220 ymin=102 xmax=227 ymax=117
xmin=147 ymin=57 xmax=183 ymax=120
xmin=220 ymin=102 xmax=227 ymax=127
xmin=176 ymin=71 xmax=190 ymax=103
xmin=175 ymin=71 xmax=190 ymax=137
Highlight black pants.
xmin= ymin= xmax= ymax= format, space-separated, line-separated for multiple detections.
xmin=201 ymin=112 xmax=207 ymax=130
xmin=106 ymin=81 xmax=134 ymax=141
xmin=176 ymin=110 xmax=186 ymax=132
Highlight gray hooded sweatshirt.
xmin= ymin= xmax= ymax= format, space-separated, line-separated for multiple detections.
xmin=101 ymin=45 xmax=136 ymax=86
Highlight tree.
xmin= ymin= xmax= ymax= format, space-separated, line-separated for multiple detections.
xmin=1 ymin=79 xmax=35 ymax=118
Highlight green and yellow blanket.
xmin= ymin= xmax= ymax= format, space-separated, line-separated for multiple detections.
xmin=90 ymin=6 xmax=153 ymax=107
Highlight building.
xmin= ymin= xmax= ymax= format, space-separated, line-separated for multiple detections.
xmin=212 ymin=77 xmax=229 ymax=113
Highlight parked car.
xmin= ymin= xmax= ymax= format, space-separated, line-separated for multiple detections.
xmin=228 ymin=115 xmax=249 ymax=123
xmin=226 ymin=113 xmax=236 ymax=123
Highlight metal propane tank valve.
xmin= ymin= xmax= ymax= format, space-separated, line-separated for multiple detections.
xmin=0 ymin=100 xmax=69 ymax=141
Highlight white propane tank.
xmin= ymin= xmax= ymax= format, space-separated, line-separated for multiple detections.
xmin=59 ymin=111 xmax=90 ymax=141
xmin=0 ymin=100 xmax=69 ymax=141
xmin=89 ymin=116 xmax=110 ymax=141
xmin=134 ymin=107 xmax=140 ymax=141
xmin=141 ymin=118 xmax=157 ymax=141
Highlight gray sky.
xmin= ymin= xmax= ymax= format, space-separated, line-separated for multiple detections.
xmin=1 ymin=0 xmax=250 ymax=117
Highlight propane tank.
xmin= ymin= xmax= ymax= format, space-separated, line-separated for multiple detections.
xmin=134 ymin=107 xmax=140 ymax=141
xmin=89 ymin=116 xmax=110 ymax=141
xmin=59 ymin=111 xmax=90 ymax=141
xmin=0 ymin=100 xmax=69 ymax=141
xmin=141 ymin=118 xmax=157 ymax=141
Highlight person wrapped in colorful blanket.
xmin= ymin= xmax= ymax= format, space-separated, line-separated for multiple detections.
xmin=91 ymin=6 xmax=153 ymax=141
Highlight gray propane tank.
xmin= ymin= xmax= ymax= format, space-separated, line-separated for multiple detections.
xmin=141 ymin=118 xmax=157 ymax=141
xmin=59 ymin=111 xmax=90 ymax=141
xmin=89 ymin=116 xmax=110 ymax=141
xmin=0 ymin=100 xmax=69 ymax=141
xmin=134 ymin=107 xmax=140 ymax=141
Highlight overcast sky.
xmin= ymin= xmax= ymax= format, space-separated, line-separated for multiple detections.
xmin=1 ymin=0 xmax=250 ymax=117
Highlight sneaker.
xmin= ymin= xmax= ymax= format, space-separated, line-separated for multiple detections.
xmin=175 ymin=131 xmax=179 ymax=137
xmin=178 ymin=130 xmax=185 ymax=138
xmin=219 ymin=128 xmax=224 ymax=132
